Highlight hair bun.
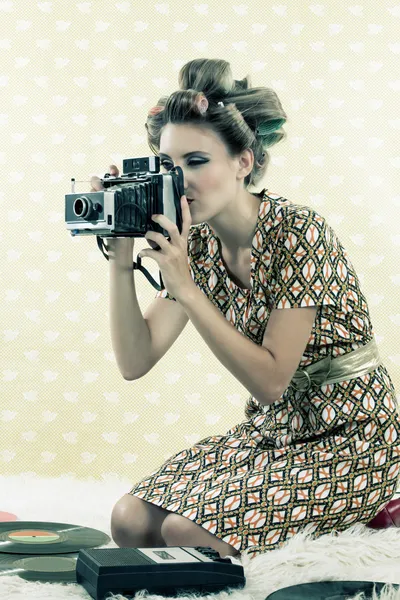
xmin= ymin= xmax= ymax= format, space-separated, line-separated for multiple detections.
xmin=178 ymin=58 xmax=234 ymax=98
xmin=147 ymin=58 xmax=288 ymax=190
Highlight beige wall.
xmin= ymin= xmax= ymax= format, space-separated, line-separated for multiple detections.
xmin=1 ymin=1 xmax=399 ymax=481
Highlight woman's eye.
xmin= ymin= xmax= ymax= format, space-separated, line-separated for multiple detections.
xmin=161 ymin=160 xmax=206 ymax=170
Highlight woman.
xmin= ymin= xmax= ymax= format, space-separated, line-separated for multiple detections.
xmin=107 ymin=58 xmax=400 ymax=560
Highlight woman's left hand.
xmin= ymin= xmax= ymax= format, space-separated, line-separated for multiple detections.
xmin=138 ymin=195 xmax=195 ymax=301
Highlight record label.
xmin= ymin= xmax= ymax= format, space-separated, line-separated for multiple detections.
xmin=0 ymin=521 xmax=110 ymax=554
xmin=0 ymin=553 xmax=79 ymax=583
xmin=8 ymin=530 xmax=61 ymax=543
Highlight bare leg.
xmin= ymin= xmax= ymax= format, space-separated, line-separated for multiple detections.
xmin=111 ymin=494 xmax=172 ymax=547
xmin=161 ymin=514 xmax=241 ymax=558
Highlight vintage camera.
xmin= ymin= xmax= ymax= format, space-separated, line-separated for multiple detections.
xmin=65 ymin=156 xmax=185 ymax=291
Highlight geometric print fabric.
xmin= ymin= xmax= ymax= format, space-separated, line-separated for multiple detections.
xmin=129 ymin=191 xmax=400 ymax=557
xmin=129 ymin=363 xmax=400 ymax=558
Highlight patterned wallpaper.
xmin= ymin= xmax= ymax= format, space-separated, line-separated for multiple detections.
xmin=1 ymin=1 xmax=399 ymax=482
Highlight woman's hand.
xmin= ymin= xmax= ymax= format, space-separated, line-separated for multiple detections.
xmin=90 ymin=165 xmax=135 ymax=253
xmin=138 ymin=195 xmax=195 ymax=301
xmin=90 ymin=164 xmax=119 ymax=192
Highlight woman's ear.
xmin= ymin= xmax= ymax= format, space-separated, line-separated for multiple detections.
xmin=237 ymin=148 xmax=254 ymax=180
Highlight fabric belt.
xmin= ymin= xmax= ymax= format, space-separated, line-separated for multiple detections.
xmin=289 ymin=337 xmax=382 ymax=393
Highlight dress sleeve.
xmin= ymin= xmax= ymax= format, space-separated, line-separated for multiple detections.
xmin=269 ymin=207 xmax=346 ymax=309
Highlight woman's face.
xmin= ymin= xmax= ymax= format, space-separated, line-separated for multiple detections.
xmin=158 ymin=123 xmax=245 ymax=224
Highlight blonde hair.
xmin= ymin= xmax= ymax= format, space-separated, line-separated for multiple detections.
xmin=145 ymin=58 xmax=288 ymax=189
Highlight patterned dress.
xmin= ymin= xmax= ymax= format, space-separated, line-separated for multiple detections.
xmin=128 ymin=189 xmax=400 ymax=558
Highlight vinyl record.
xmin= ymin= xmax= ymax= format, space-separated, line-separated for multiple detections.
xmin=0 ymin=552 xmax=79 ymax=583
xmin=0 ymin=521 xmax=110 ymax=555
xmin=0 ymin=511 xmax=18 ymax=522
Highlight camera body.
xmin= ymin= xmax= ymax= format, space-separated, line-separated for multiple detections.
xmin=64 ymin=156 xmax=186 ymax=291
xmin=65 ymin=156 xmax=185 ymax=240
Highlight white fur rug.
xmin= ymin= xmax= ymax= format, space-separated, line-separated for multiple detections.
xmin=0 ymin=474 xmax=400 ymax=600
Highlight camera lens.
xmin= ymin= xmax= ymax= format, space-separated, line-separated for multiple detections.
xmin=74 ymin=196 xmax=89 ymax=218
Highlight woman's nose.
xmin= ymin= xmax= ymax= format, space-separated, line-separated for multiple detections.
xmin=182 ymin=176 xmax=191 ymax=194
xmin=169 ymin=165 xmax=191 ymax=195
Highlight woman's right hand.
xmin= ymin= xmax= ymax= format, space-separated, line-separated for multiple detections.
xmin=90 ymin=165 xmax=135 ymax=254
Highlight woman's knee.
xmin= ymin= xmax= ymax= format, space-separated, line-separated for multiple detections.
xmin=111 ymin=493 xmax=169 ymax=547
xmin=111 ymin=494 xmax=144 ymax=537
